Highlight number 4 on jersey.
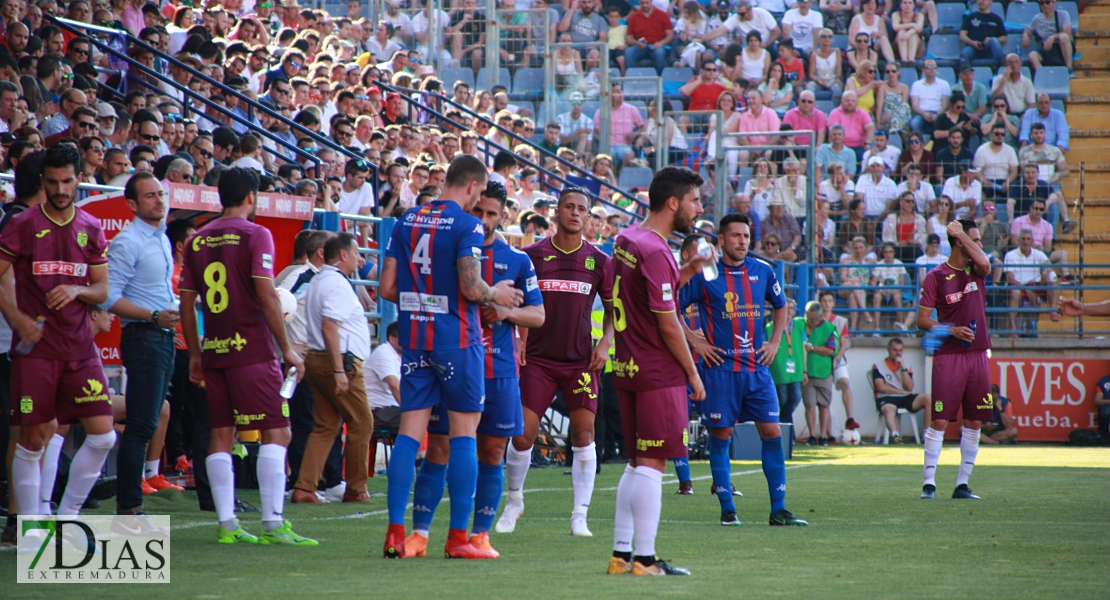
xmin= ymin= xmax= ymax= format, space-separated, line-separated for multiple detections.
xmin=413 ymin=233 xmax=432 ymax=275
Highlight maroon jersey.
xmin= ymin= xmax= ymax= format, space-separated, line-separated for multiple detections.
xmin=180 ymin=217 xmax=278 ymax=368
xmin=0 ymin=205 xmax=108 ymax=360
xmin=608 ymin=225 xmax=685 ymax=391
xmin=523 ymin=237 xmax=611 ymax=363
xmin=919 ymin=261 xmax=992 ymax=355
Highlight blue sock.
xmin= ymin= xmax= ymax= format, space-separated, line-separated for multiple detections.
xmin=471 ymin=461 xmax=504 ymax=534
xmin=762 ymin=436 xmax=787 ymax=513
xmin=672 ymin=456 xmax=691 ymax=483
xmin=446 ymin=436 xmax=478 ymax=532
xmin=386 ymin=435 xmax=422 ymax=526
xmin=411 ymin=460 xmax=447 ymax=534
xmin=708 ymin=436 xmax=735 ymax=513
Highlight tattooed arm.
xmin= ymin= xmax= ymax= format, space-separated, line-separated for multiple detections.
xmin=457 ymin=255 xmax=524 ymax=307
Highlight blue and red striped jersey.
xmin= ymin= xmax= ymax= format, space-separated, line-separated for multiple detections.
xmin=480 ymin=238 xmax=543 ymax=378
xmin=680 ymin=255 xmax=786 ymax=373
xmin=386 ymin=200 xmax=486 ymax=351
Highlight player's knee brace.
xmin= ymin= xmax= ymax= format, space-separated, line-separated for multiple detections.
xmin=83 ymin=431 xmax=117 ymax=451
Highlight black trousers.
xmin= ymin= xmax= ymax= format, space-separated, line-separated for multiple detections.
xmin=169 ymin=349 xmax=214 ymax=511
xmin=595 ymin=371 xmax=624 ymax=460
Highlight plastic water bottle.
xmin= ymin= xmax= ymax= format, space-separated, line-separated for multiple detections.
xmin=962 ymin=319 xmax=976 ymax=348
xmin=279 ymin=366 xmax=298 ymax=399
xmin=13 ymin=316 xmax=44 ymax=355
xmin=696 ymin=238 xmax=718 ymax=281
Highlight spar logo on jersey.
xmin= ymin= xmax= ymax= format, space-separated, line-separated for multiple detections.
xmin=945 ymin=281 xmax=979 ymax=304
xmin=539 ymin=279 xmax=592 ymax=295
xmin=33 ymin=261 xmax=88 ymax=277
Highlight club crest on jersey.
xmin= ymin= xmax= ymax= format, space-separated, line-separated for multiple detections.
xmin=494 ymin=262 xmax=508 ymax=274
xmin=584 ymin=257 xmax=595 ymax=271
xmin=76 ymin=231 xmax=88 ymax=247
xmin=20 ymin=396 xmax=31 ymax=414
xmin=748 ymin=275 xmax=758 ymax=283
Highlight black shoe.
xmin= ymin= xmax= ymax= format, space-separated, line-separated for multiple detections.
xmin=769 ymin=509 xmax=808 ymax=526
xmin=88 ymin=476 xmax=117 ymax=501
xmin=234 ymin=498 xmax=260 ymax=513
xmin=921 ymin=484 xmax=936 ymax=499
xmin=676 ymin=481 xmax=693 ymax=495
xmin=1 ymin=521 xmax=15 ymax=546
xmin=806 ymin=436 xmax=817 ymax=446
xmin=81 ymin=497 xmax=99 ymax=510
xmin=952 ymin=484 xmax=981 ymax=500
xmin=720 ymin=510 xmax=741 ymax=526
xmin=731 ymin=483 xmax=743 ymax=497
xmin=818 ymin=437 xmax=829 ymax=446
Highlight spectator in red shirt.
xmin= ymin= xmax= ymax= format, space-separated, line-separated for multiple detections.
xmin=678 ymin=60 xmax=726 ymax=129
xmin=623 ymin=1 xmax=674 ymax=75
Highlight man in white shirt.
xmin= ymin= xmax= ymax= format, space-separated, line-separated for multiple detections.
xmin=781 ymin=0 xmax=822 ymax=56
xmin=862 ymin=129 xmax=901 ymax=175
xmin=817 ymin=161 xmax=855 ymax=217
xmin=991 ymin=53 xmax=1036 ymax=115
xmin=896 ymin=163 xmax=936 ymax=214
xmin=704 ymin=0 xmax=780 ymax=48
xmin=855 ymin=156 xmax=899 ymax=219
xmin=974 ymin=122 xmax=1019 ymax=197
xmin=365 ymin=322 xmax=402 ymax=436
xmin=292 ymin=232 xmax=375 ymax=505
xmin=1004 ymin=228 xmax=1057 ymax=333
xmin=337 ymin=158 xmax=376 ymax=243
xmin=941 ymin=160 xmax=983 ymax=220
xmin=909 ymin=59 xmax=951 ymax=140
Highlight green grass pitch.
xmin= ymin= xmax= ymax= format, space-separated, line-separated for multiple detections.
xmin=3 ymin=445 xmax=1108 ymax=599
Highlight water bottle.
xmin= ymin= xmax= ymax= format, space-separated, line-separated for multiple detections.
xmin=962 ymin=319 xmax=976 ymax=348
xmin=279 ymin=366 xmax=298 ymax=399
xmin=13 ymin=316 xmax=45 ymax=355
xmin=696 ymin=238 xmax=718 ymax=281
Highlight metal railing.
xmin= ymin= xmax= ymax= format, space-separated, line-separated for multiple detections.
xmin=314 ymin=209 xmax=396 ymax=330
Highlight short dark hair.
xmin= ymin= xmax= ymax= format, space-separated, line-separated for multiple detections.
xmin=386 ymin=321 xmax=399 ymax=341
xmin=848 ymin=198 xmax=864 ymax=212
xmin=680 ymin=233 xmax=700 ymax=255
xmin=42 ymin=143 xmax=83 ymax=176
xmin=482 ymin=180 xmax=507 ymax=207
xmin=719 ymin=212 xmax=750 ymax=233
xmin=558 ymin=185 xmax=591 ymax=205
xmin=305 ymin=229 xmax=331 ymax=258
xmin=1030 ymin=123 xmax=1046 ymax=132
xmin=344 ymin=157 xmax=370 ymax=176
xmin=323 ymin=231 xmax=358 ymax=262
xmin=217 ymin=167 xmax=260 ymax=209
xmin=444 ymin=154 xmax=488 ymax=188
xmin=212 ymin=126 xmax=239 ymax=151
xmin=888 ymin=337 xmax=904 ymax=348
xmin=13 ymin=149 xmax=44 ymax=202
xmin=166 ymin=218 xmax=197 ymax=247
xmin=818 ymin=289 xmax=835 ymax=301
xmin=124 ymin=170 xmax=158 ymax=202
xmin=947 ymin=218 xmax=977 ymax=251
xmin=648 ymin=166 xmax=703 ymax=212
xmin=492 ymin=151 xmax=517 ymax=172
xmin=291 ymin=228 xmax=314 ymax=259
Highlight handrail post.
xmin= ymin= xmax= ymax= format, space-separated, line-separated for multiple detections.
xmin=713 ymin=110 xmax=724 ymax=220
xmin=379 ymin=216 xmax=397 ymax=337
xmin=428 ymin=0 xmax=440 ymax=72
xmin=487 ymin=0 xmax=499 ymax=90
xmin=544 ymin=9 xmax=553 ymax=124
xmin=1078 ymin=161 xmax=1086 ymax=338
xmin=599 ymin=49 xmax=610 ymax=156
xmin=796 ymin=262 xmax=809 ymax=304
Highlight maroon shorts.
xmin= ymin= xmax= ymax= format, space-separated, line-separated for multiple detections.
xmin=932 ymin=351 xmax=993 ymax=422
xmin=10 ymin=356 xmax=112 ymax=426
xmin=205 ymin=360 xmax=290 ymax=431
xmin=618 ymin=385 xmax=688 ymax=460
xmin=520 ymin=355 xmax=599 ymax=417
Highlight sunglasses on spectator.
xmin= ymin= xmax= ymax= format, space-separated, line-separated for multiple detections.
xmin=140 ymin=133 xmax=160 ymax=142
xmin=88 ymin=145 xmax=105 ymax=153
xmin=909 ymin=139 xmax=921 ymax=145
xmin=62 ymin=73 xmax=74 ymax=80
xmin=874 ymin=129 xmax=886 ymax=136
xmin=194 ymin=147 xmax=212 ymax=158
xmin=992 ymin=132 xmax=1005 ymax=137
xmin=72 ymin=48 xmax=89 ymax=56
xmin=764 ymin=241 xmax=779 ymax=247
xmin=77 ymin=121 xmax=98 ymax=130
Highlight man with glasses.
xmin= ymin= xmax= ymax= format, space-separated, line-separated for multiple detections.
xmin=1025 ymin=0 xmax=1075 ymax=76
xmin=331 ymin=118 xmax=355 ymax=149
xmin=678 ymin=61 xmax=727 ymax=127
xmin=41 ymin=87 xmax=87 ymax=137
xmin=783 ymin=89 xmax=827 ymax=148
xmin=263 ymin=50 xmax=305 ymax=94
xmin=1006 ymin=163 xmax=1060 ymax=227
xmin=973 ymin=122 xmax=1018 ymax=203
xmin=909 ymin=59 xmax=951 ymax=140
xmin=781 ymin=0 xmax=823 ymax=58
xmin=71 ymin=106 xmax=100 ymax=142
xmin=261 ymin=80 xmax=293 ymax=112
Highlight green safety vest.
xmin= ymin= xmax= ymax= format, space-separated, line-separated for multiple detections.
xmin=766 ymin=317 xmax=806 ymax=384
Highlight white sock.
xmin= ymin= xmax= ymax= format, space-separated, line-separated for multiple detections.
xmin=612 ymin=465 xmax=635 ymax=554
xmin=40 ymin=435 xmax=65 ymax=515
xmin=145 ymin=459 xmax=160 ymax=479
xmin=922 ymin=427 xmax=944 ymax=487
xmin=206 ymin=452 xmax=237 ymax=528
xmin=630 ymin=466 xmax=663 ymax=558
xmin=58 ymin=431 xmax=116 ymax=516
xmin=570 ymin=443 xmax=596 ymax=518
xmin=13 ymin=444 xmax=44 ymax=517
xmin=504 ymin=443 xmax=532 ymax=501
xmin=956 ymin=427 xmax=980 ymax=486
xmin=257 ymin=444 xmax=287 ymax=530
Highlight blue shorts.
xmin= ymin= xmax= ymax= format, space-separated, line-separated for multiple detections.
xmin=429 ymin=377 xmax=524 ymax=437
xmin=400 ymin=346 xmax=485 ymax=414
xmin=700 ymin=367 xmax=780 ymax=428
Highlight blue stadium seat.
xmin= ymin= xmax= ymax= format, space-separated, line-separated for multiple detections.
xmin=991 ymin=2 xmax=1004 ymax=19
xmin=618 ymin=166 xmax=654 ymax=190
xmin=668 ymin=99 xmax=684 ymax=112
xmin=626 ymin=67 xmax=658 ymax=79
xmin=1060 ymin=2 xmax=1079 ymax=31
xmin=440 ymin=67 xmax=474 ymax=90
xmin=1006 ymin=3 xmax=1040 ymax=25
xmin=973 ymin=66 xmax=993 ymax=86
xmin=926 ymin=35 xmax=961 ymax=67
xmin=833 ymin=34 xmax=848 ymax=49
xmin=1051 ymin=99 xmax=1065 ymax=113
xmin=583 ymin=101 xmax=600 ymax=118
xmin=936 ymin=67 xmax=957 ymax=86
xmin=511 ymin=68 xmax=544 ymax=101
xmin=936 ymin=3 xmax=965 ymax=29
xmin=476 ymin=68 xmax=512 ymax=91
xmin=1000 ymin=36 xmax=1025 ymax=64
xmin=662 ymin=67 xmax=694 ymax=82
xmin=815 ymin=100 xmax=834 ymax=114
xmin=621 ymin=78 xmax=657 ymax=99
xmin=900 ymin=66 xmax=919 ymax=87
xmin=1033 ymin=66 xmax=1070 ymax=100
xmin=537 ymin=101 xmax=570 ymax=123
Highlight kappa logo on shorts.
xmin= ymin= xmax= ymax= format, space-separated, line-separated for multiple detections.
xmin=20 ymin=396 xmax=31 ymax=414
xmin=935 ymin=400 xmax=943 ymax=412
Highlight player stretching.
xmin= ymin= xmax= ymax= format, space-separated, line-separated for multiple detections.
xmin=403 ymin=182 xmax=545 ymax=558
xmin=1 ymin=145 xmax=114 ymax=520
xmin=379 ymin=155 xmax=523 ymax=559
xmin=180 ymin=168 xmax=316 ymax=546
xmin=916 ymin=220 xmax=993 ymax=501
xmin=682 ymin=213 xmax=807 ymax=527
xmin=496 ymin=186 xmax=612 ymax=538
xmin=607 ymin=167 xmax=705 ymax=577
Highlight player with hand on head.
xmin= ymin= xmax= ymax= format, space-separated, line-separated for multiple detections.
xmin=496 ymin=186 xmax=613 ymax=538
xmin=1 ymin=144 xmax=114 ymax=523
xmin=916 ymin=219 xmax=993 ymax=501
xmin=402 ymin=181 xmax=545 ymax=558
xmin=379 ymin=155 xmax=524 ymax=560
xmin=681 ymin=213 xmax=807 ymax=528
xmin=607 ymin=166 xmax=708 ymax=577
xmin=179 ymin=167 xmax=315 ymax=546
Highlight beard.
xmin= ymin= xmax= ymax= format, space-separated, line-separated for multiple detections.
xmin=673 ymin=206 xmax=695 ymax=234
xmin=48 ymin=190 xmax=75 ymax=212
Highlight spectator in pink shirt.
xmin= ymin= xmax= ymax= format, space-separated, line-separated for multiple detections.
xmin=783 ymin=89 xmax=828 ymax=148
xmin=737 ymin=90 xmax=781 ymax=167
xmin=827 ymin=90 xmax=875 ymax=164
xmin=593 ymin=82 xmax=644 ymax=166
xmin=118 ymin=0 xmax=147 ymax=37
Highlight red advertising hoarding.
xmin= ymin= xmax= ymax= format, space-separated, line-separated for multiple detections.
xmin=989 ymin=357 xmax=1109 ymax=441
